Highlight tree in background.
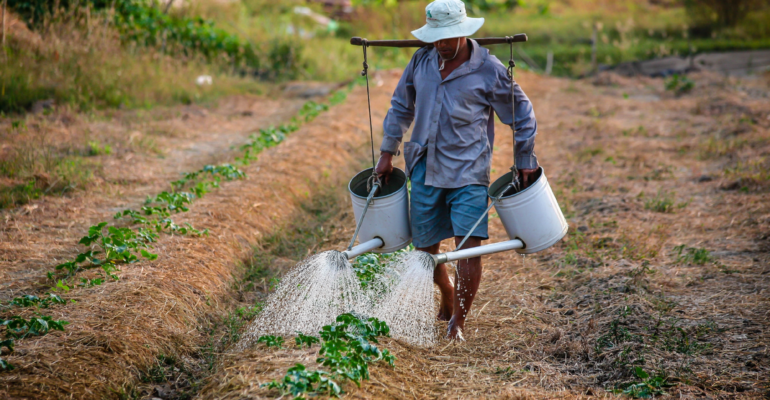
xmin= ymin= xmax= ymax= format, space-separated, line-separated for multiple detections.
xmin=685 ymin=0 xmax=766 ymax=29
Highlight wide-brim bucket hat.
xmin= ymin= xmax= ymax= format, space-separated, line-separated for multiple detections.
xmin=411 ymin=0 xmax=484 ymax=43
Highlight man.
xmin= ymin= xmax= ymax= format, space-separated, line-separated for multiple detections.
xmin=375 ymin=0 xmax=538 ymax=340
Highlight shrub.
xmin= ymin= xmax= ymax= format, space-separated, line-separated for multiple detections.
xmin=685 ymin=0 xmax=766 ymax=29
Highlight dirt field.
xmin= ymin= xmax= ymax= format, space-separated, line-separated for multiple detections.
xmin=1 ymin=69 xmax=768 ymax=399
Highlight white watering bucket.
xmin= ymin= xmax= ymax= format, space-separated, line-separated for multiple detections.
xmin=488 ymin=168 xmax=568 ymax=254
xmin=348 ymin=168 xmax=411 ymax=253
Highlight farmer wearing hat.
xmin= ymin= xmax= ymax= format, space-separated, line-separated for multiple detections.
xmin=376 ymin=0 xmax=538 ymax=340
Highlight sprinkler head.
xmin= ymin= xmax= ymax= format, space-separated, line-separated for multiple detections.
xmin=326 ymin=250 xmax=351 ymax=270
xmin=412 ymin=251 xmax=439 ymax=270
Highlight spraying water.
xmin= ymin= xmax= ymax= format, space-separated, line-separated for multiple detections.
xmin=371 ymin=251 xmax=437 ymax=347
xmin=239 ymin=250 xmax=370 ymax=348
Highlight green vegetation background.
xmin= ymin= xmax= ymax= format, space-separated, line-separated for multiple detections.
xmin=1 ymin=0 xmax=769 ymax=114
xmin=0 ymin=0 xmax=770 ymax=114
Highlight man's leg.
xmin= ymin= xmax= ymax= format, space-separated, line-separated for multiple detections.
xmin=447 ymin=236 xmax=482 ymax=340
xmin=416 ymin=243 xmax=454 ymax=321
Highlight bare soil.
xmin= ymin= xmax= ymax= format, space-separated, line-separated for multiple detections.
xmin=1 ymin=69 xmax=768 ymax=399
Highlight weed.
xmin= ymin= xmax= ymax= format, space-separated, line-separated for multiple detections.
xmin=664 ymin=74 xmax=695 ymax=95
xmin=644 ymin=191 xmax=676 ymax=213
xmin=87 ymin=141 xmax=112 ymax=156
xmin=673 ymin=245 xmax=713 ymax=265
xmin=628 ymin=262 xmax=656 ymax=279
xmin=614 ymin=367 xmax=672 ymax=398
xmin=651 ymin=319 xmax=714 ymax=355
xmin=596 ymin=306 xmax=640 ymax=353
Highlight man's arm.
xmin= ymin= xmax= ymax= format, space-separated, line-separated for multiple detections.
xmin=488 ymin=67 xmax=539 ymax=186
xmin=377 ymin=50 xmax=420 ymax=180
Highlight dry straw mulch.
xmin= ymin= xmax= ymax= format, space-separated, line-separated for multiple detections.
xmin=197 ymin=71 xmax=769 ymax=399
xmin=0 ymin=73 xmax=398 ymax=399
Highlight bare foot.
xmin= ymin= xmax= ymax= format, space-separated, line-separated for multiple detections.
xmin=437 ymin=307 xmax=453 ymax=321
xmin=446 ymin=318 xmax=465 ymax=341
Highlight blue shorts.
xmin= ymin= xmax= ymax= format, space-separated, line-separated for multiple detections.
xmin=409 ymin=157 xmax=489 ymax=248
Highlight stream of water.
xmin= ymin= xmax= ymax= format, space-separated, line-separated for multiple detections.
xmin=240 ymin=249 xmax=438 ymax=348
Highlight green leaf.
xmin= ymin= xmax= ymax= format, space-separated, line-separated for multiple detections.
xmin=140 ymin=250 xmax=158 ymax=260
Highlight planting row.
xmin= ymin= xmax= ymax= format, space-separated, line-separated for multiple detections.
xmin=0 ymin=93 xmax=347 ymax=371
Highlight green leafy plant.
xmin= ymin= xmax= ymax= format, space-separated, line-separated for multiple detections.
xmin=264 ymin=314 xmax=395 ymax=398
xmin=614 ymin=367 xmax=672 ymax=398
xmin=257 ymin=335 xmax=284 ymax=348
xmin=296 ymin=333 xmax=321 ymax=349
xmin=264 ymin=363 xmax=341 ymax=398
xmin=351 ymin=244 xmax=413 ymax=289
xmin=7 ymin=294 xmax=66 ymax=309
xmin=87 ymin=141 xmax=112 ymax=156
xmin=54 ymin=222 xmax=157 ymax=278
xmin=3 ymin=315 xmax=69 ymax=340
xmin=664 ymin=74 xmax=695 ymax=95
xmin=673 ymin=245 xmax=713 ymax=265
xmin=298 ymin=101 xmax=330 ymax=122
xmin=0 ymin=340 xmax=14 ymax=371
xmin=0 ymin=314 xmax=70 ymax=372
xmin=644 ymin=191 xmax=676 ymax=213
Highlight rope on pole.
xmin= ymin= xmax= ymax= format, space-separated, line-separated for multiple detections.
xmin=361 ymin=40 xmax=377 ymax=176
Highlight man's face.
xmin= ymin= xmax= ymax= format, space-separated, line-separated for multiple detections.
xmin=435 ymin=37 xmax=464 ymax=60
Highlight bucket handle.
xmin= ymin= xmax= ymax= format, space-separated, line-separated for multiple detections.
xmin=347 ymin=182 xmax=380 ymax=251
xmin=454 ymin=182 xmax=513 ymax=252
xmin=506 ymin=39 xmax=522 ymax=194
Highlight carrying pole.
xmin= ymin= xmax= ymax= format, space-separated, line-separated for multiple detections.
xmin=350 ymin=34 xmax=528 ymax=48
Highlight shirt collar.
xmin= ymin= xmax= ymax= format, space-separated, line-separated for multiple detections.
xmin=431 ymin=38 xmax=487 ymax=82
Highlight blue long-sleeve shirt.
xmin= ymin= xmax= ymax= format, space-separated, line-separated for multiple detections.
xmin=381 ymin=39 xmax=538 ymax=189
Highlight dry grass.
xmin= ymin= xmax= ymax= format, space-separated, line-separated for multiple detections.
xmin=0 ymin=10 xmax=263 ymax=113
xmin=195 ymin=71 xmax=769 ymax=399
xmin=0 ymin=76 xmax=397 ymax=399
xmin=1 ymin=66 xmax=768 ymax=398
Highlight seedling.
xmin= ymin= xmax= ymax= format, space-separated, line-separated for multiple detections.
xmin=265 ymin=314 xmax=395 ymax=398
xmin=664 ymin=74 xmax=694 ymax=95
xmin=264 ymin=364 xmax=341 ymax=398
xmin=298 ymin=101 xmax=330 ymax=122
xmin=614 ymin=367 xmax=672 ymax=398
xmin=644 ymin=191 xmax=676 ymax=213
xmin=257 ymin=335 xmax=284 ymax=348
xmin=7 ymin=294 xmax=66 ymax=309
xmin=296 ymin=332 xmax=320 ymax=349
xmin=3 ymin=315 xmax=69 ymax=340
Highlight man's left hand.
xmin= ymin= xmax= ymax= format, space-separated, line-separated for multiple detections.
xmin=519 ymin=168 xmax=538 ymax=189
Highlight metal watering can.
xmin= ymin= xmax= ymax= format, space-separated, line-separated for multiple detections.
xmin=342 ymin=168 xmax=411 ymax=259
xmin=343 ymin=32 xmax=567 ymax=263
xmin=341 ymin=166 xmax=568 ymax=264
xmin=428 ymin=167 xmax=568 ymax=266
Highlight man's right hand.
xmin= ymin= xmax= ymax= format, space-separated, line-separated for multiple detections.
xmin=375 ymin=152 xmax=394 ymax=184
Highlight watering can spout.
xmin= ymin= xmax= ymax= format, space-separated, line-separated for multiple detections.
xmin=342 ymin=237 xmax=384 ymax=259
xmin=429 ymin=239 xmax=525 ymax=266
